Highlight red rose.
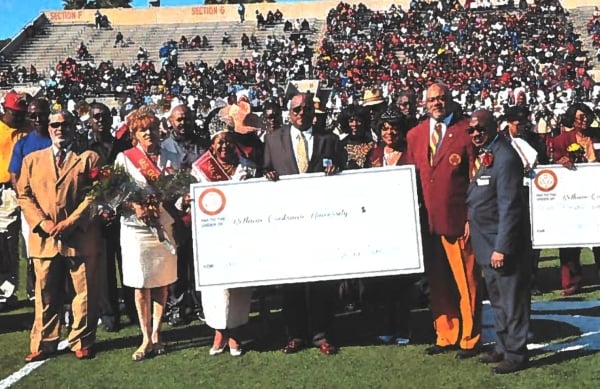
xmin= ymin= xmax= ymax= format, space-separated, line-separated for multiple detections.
xmin=89 ymin=167 xmax=100 ymax=180
xmin=481 ymin=153 xmax=494 ymax=168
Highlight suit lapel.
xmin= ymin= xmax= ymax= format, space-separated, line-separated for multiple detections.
xmin=281 ymin=126 xmax=299 ymax=174
xmin=309 ymin=133 xmax=325 ymax=171
xmin=56 ymin=152 xmax=81 ymax=187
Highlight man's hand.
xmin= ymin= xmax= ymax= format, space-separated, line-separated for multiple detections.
xmin=324 ymin=165 xmax=339 ymax=176
xmin=49 ymin=219 xmax=75 ymax=238
xmin=38 ymin=220 xmax=56 ymax=235
xmin=490 ymin=251 xmax=505 ymax=269
xmin=264 ymin=170 xmax=279 ymax=181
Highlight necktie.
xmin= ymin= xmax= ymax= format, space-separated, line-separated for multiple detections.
xmin=296 ymin=132 xmax=308 ymax=173
xmin=56 ymin=149 xmax=66 ymax=169
xmin=429 ymin=122 xmax=442 ymax=165
xmin=472 ymin=156 xmax=481 ymax=180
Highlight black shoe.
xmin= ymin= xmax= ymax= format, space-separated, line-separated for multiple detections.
xmin=493 ymin=359 xmax=527 ymax=374
xmin=167 ymin=310 xmax=187 ymax=327
xmin=425 ymin=345 xmax=453 ymax=355
xmin=101 ymin=316 xmax=119 ymax=332
xmin=531 ymin=288 xmax=543 ymax=296
xmin=455 ymin=348 xmax=480 ymax=360
xmin=479 ymin=351 xmax=504 ymax=364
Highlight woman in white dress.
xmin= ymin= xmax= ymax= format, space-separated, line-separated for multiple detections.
xmin=114 ymin=106 xmax=178 ymax=361
xmin=191 ymin=130 xmax=254 ymax=356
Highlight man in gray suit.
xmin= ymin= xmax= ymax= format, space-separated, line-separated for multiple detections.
xmin=263 ymin=92 xmax=343 ymax=355
xmin=465 ymin=110 xmax=530 ymax=374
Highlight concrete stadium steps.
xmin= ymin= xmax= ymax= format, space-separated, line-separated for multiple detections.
xmin=568 ymin=6 xmax=599 ymax=73
xmin=1 ymin=17 xmax=324 ymax=83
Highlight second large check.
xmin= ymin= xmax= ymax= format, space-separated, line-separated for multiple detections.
xmin=191 ymin=166 xmax=424 ymax=289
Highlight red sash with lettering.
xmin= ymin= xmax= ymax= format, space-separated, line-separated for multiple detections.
xmin=124 ymin=147 xmax=162 ymax=183
xmin=192 ymin=151 xmax=229 ymax=182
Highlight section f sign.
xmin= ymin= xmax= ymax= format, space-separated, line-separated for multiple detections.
xmin=198 ymin=188 xmax=226 ymax=216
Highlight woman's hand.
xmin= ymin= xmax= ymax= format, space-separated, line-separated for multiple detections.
xmin=557 ymin=156 xmax=576 ymax=170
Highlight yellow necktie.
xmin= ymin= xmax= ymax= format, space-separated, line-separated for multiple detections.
xmin=472 ymin=157 xmax=481 ymax=180
xmin=429 ymin=122 xmax=442 ymax=165
xmin=296 ymin=132 xmax=308 ymax=173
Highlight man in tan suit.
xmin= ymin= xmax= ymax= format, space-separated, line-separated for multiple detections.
xmin=18 ymin=109 xmax=101 ymax=361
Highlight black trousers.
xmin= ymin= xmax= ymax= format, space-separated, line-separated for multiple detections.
xmin=283 ymin=281 xmax=335 ymax=345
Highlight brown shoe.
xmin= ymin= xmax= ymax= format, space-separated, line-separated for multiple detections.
xmin=282 ymin=339 xmax=304 ymax=354
xmin=25 ymin=350 xmax=50 ymax=363
xmin=479 ymin=350 xmax=504 ymax=364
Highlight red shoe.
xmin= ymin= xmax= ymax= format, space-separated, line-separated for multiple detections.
xmin=25 ymin=350 xmax=50 ymax=363
xmin=282 ymin=339 xmax=304 ymax=354
xmin=319 ymin=341 xmax=337 ymax=355
xmin=74 ymin=347 xmax=93 ymax=360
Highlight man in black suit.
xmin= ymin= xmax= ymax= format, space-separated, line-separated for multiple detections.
xmin=263 ymin=92 xmax=343 ymax=355
xmin=465 ymin=110 xmax=530 ymax=374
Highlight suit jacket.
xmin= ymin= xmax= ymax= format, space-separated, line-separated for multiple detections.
xmin=263 ymin=125 xmax=344 ymax=175
xmin=466 ymin=137 xmax=525 ymax=267
xmin=406 ymin=115 xmax=474 ymax=237
xmin=17 ymin=147 xmax=100 ymax=258
xmin=552 ymin=130 xmax=600 ymax=162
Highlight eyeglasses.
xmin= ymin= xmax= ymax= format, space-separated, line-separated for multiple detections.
xmin=467 ymin=125 xmax=486 ymax=134
xmin=426 ymin=95 xmax=445 ymax=104
xmin=291 ymin=105 xmax=313 ymax=115
xmin=49 ymin=121 xmax=66 ymax=128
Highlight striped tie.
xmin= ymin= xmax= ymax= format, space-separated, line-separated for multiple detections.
xmin=471 ymin=157 xmax=481 ymax=180
xmin=56 ymin=149 xmax=66 ymax=169
xmin=296 ymin=132 xmax=308 ymax=173
xmin=429 ymin=122 xmax=443 ymax=165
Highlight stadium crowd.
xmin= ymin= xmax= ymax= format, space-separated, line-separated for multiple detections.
xmin=1 ymin=0 xmax=600 ymax=375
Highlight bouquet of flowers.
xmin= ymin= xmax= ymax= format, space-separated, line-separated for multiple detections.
xmin=128 ymin=171 xmax=198 ymax=254
xmin=87 ymin=165 xmax=137 ymax=218
xmin=566 ymin=143 xmax=587 ymax=163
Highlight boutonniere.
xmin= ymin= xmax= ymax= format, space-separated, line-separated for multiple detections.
xmin=479 ymin=149 xmax=494 ymax=168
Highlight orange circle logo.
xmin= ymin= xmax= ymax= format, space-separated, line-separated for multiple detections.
xmin=198 ymin=188 xmax=226 ymax=216
xmin=534 ymin=169 xmax=558 ymax=192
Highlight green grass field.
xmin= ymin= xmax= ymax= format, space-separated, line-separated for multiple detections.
xmin=2 ymin=249 xmax=600 ymax=388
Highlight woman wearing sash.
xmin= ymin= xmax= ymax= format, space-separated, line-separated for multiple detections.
xmin=191 ymin=130 xmax=254 ymax=356
xmin=114 ymin=106 xmax=178 ymax=361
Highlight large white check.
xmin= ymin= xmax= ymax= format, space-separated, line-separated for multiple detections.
xmin=190 ymin=166 xmax=424 ymax=289
xmin=530 ymin=164 xmax=600 ymax=248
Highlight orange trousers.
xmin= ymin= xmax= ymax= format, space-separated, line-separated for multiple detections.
xmin=424 ymin=235 xmax=481 ymax=350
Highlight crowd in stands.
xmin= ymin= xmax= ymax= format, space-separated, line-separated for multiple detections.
xmin=3 ymin=1 xmax=600 ymax=373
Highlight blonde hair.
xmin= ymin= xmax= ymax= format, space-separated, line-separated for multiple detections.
xmin=128 ymin=105 xmax=159 ymax=146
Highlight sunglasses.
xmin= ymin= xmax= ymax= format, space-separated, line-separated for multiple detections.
xmin=175 ymin=117 xmax=188 ymax=122
xmin=263 ymin=114 xmax=277 ymax=120
xmin=467 ymin=125 xmax=486 ymax=134
xmin=291 ymin=105 xmax=313 ymax=115
xmin=49 ymin=121 xmax=67 ymax=128
xmin=93 ymin=113 xmax=107 ymax=121
xmin=29 ymin=113 xmax=47 ymax=121
xmin=398 ymin=101 xmax=411 ymax=107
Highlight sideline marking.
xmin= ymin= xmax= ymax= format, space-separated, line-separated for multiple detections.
xmin=0 ymin=361 xmax=47 ymax=389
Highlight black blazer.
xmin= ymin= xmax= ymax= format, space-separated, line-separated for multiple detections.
xmin=263 ymin=125 xmax=345 ymax=176
xmin=466 ymin=136 xmax=526 ymax=268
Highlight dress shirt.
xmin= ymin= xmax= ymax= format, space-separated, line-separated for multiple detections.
xmin=429 ymin=113 xmax=453 ymax=149
xmin=290 ymin=126 xmax=314 ymax=167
